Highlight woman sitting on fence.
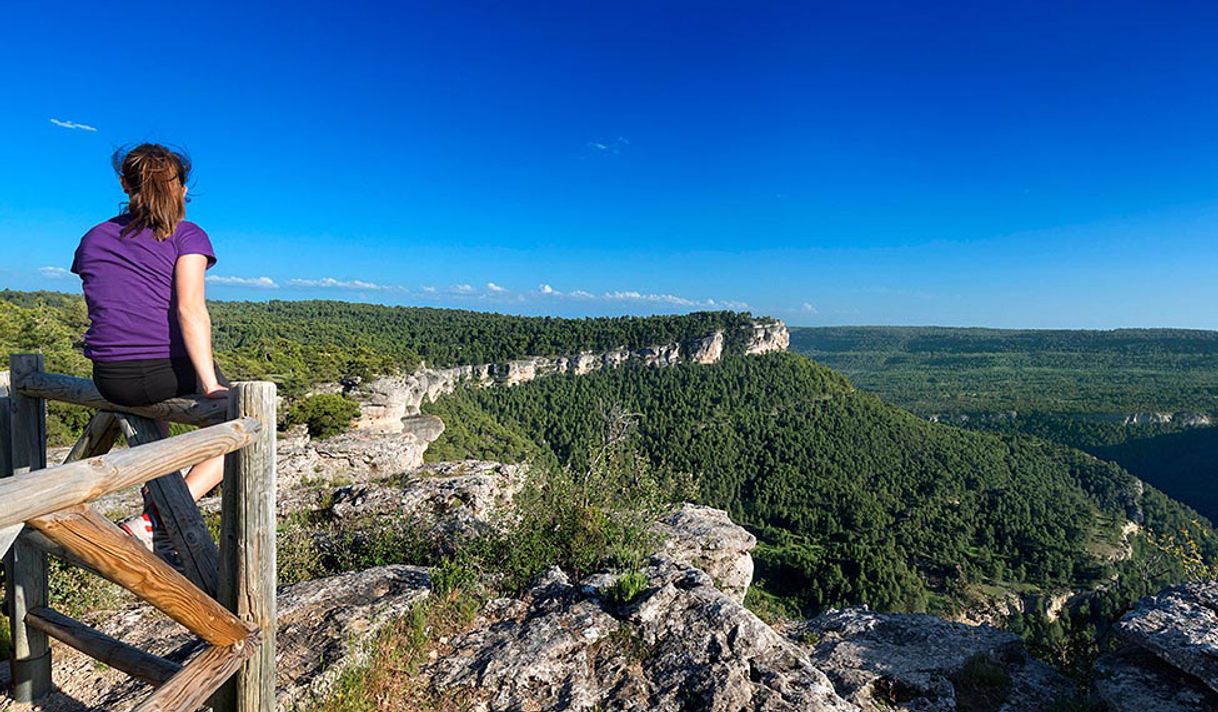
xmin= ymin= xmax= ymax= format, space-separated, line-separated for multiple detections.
xmin=70 ymin=143 xmax=229 ymax=554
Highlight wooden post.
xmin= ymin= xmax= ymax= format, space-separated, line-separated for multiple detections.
xmin=4 ymin=354 xmax=51 ymax=702
xmin=62 ymin=410 xmax=122 ymax=464
xmin=216 ymin=382 xmax=277 ymax=712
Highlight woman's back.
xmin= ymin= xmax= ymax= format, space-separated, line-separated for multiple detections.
xmin=72 ymin=215 xmax=215 ymax=361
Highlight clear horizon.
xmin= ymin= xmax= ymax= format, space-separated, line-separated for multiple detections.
xmin=3 ymin=1 xmax=1216 ymax=330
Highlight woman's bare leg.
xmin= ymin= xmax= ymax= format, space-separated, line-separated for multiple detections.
xmin=184 ymin=455 xmax=225 ymax=501
xmin=156 ymin=420 xmax=223 ymax=502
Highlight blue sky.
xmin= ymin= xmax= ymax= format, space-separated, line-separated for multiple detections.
xmin=2 ymin=1 xmax=1216 ymax=328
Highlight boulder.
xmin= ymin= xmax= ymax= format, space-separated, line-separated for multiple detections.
xmin=427 ymin=557 xmax=858 ymax=711
xmin=796 ymin=608 xmax=1071 ymax=712
xmin=327 ymin=460 xmax=527 ymax=547
xmin=652 ymin=503 xmax=755 ymax=603
xmin=1094 ymin=646 xmax=1218 ymax=711
xmin=1114 ymin=581 xmax=1218 ymax=695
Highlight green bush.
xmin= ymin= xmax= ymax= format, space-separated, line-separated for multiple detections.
xmin=604 ymin=570 xmax=649 ymax=606
xmin=286 ymin=394 xmax=361 ymax=439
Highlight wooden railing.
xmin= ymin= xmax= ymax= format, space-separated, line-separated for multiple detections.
xmin=2 ymin=354 xmax=277 ymax=711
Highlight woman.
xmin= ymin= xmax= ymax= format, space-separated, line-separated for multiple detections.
xmin=70 ymin=143 xmax=229 ymax=553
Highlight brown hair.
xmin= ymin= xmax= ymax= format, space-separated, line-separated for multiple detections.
xmin=112 ymin=144 xmax=192 ymax=240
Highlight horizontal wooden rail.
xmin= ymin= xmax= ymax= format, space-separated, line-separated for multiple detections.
xmin=14 ymin=371 xmax=229 ymax=426
xmin=0 ymin=417 xmax=259 ymax=530
xmin=25 ymin=607 xmax=181 ymax=686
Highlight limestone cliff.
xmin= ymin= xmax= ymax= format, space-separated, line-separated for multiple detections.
xmin=328 ymin=319 xmax=789 ymax=434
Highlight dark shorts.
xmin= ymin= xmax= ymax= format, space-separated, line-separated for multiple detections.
xmin=92 ymin=358 xmax=230 ymax=407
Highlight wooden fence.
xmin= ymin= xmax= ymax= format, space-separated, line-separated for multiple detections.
xmin=2 ymin=354 xmax=276 ymax=711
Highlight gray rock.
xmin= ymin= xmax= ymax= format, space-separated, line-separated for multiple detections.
xmin=326 ymin=460 xmax=526 ymax=549
xmin=0 ymin=566 xmax=429 ymax=712
xmin=426 ymin=557 xmax=857 ymax=711
xmin=1115 ymin=581 xmax=1218 ymax=695
xmin=797 ymin=608 xmax=1071 ymax=712
xmin=652 ymin=503 xmax=756 ymax=603
xmin=1094 ymin=646 xmax=1218 ymax=712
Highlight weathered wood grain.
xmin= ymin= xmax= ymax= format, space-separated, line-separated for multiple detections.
xmin=5 ymin=354 xmax=52 ymax=702
xmin=25 ymin=607 xmax=182 ymax=686
xmin=0 ymin=522 xmax=22 ymax=560
xmin=0 ymin=417 xmax=259 ymax=530
xmin=27 ymin=505 xmax=256 ymax=646
xmin=1 ymin=369 xmax=11 ymax=477
xmin=14 ymin=370 xmax=229 ymax=426
xmin=134 ymin=640 xmax=257 ymax=712
xmin=19 ymin=527 xmax=109 ymax=581
xmin=120 ymin=414 xmax=222 ymax=597
xmin=63 ymin=410 xmax=122 ymax=464
xmin=216 ymin=382 xmax=278 ymax=712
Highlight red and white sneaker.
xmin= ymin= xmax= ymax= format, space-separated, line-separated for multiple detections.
xmin=118 ymin=512 xmax=155 ymax=552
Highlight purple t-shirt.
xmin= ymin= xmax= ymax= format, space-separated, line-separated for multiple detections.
xmin=71 ymin=215 xmax=216 ymax=362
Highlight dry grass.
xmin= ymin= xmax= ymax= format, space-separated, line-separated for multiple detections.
xmin=310 ymin=589 xmax=484 ymax=712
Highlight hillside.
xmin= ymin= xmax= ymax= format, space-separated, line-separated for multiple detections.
xmin=422 ymin=352 xmax=1216 ymax=618
xmin=789 ymin=326 xmax=1218 ymax=419
xmin=0 ymin=290 xmax=760 ymax=442
xmin=790 ymin=325 xmax=1218 ymax=522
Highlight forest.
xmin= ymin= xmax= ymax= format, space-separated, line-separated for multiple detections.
xmin=790 ymin=325 xmax=1218 ymax=523
xmin=422 ymin=352 xmax=1215 ymax=618
xmin=0 ymin=290 xmax=755 ymax=441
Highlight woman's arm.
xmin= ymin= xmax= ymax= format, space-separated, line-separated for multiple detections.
xmin=174 ymin=253 xmax=227 ymax=397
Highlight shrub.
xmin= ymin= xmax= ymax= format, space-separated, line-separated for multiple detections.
xmin=604 ymin=570 xmax=649 ymax=606
xmin=480 ymin=404 xmax=693 ymax=592
xmin=286 ymin=394 xmax=361 ymax=439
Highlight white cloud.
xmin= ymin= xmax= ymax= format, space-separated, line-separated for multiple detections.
xmin=38 ymin=266 xmax=70 ymax=279
xmin=206 ymin=275 xmax=279 ymax=289
xmin=451 ymin=283 xmax=475 ymax=294
xmin=801 ymin=302 xmax=817 ymax=313
xmin=585 ymin=136 xmax=629 ymax=156
xmin=486 ymin=282 xmax=507 ymax=293
xmin=534 ymin=283 xmax=747 ymax=310
xmin=420 ymin=285 xmax=437 ymax=293
xmin=49 ymin=118 xmax=97 ymax=132
xmin=288 ymin=277 xmax=404 ymax=291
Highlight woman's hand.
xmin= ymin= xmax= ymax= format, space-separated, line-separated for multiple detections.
xmin=202 ymin=383 xmax=230 ymax=399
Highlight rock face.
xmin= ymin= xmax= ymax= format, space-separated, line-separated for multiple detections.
xmin=744 ymin=320 xmax=790 ymax=355
xmin=427 ymin=556 xmax=858 ymax=712
xmin=0 ymin=566 xmax=430 ymax=712
xmin=329 ymin=320 xmax=790 ymax=434
xmin=687 ymin=330 xmax=726 ymax=364
xmin=652 ymin=503 xmax=756 ymax=604
xmin=275 ymin=412 xmax=446 ymax=506
xmin=327 ymin=460 xmax=527 ymax=549
xmin=796 ymin=608 xmax=1071 ymax=712
xmin=1095 ymin=581 xmax=1218 ymax=710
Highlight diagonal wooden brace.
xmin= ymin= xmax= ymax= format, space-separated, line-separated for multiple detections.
xmin=26 ymin=505 xmax=255 ymax=647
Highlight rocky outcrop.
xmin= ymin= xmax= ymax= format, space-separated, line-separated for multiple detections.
xmin=652 ymin=503 xmax=755 ymax=604
xmin=744 ymin=320 xmax=790 ymax=355
xmin=0 ymin=566 xmax=430 ymax=712
xmin=1094 ymin=581 xmax=1218 ymax=710
xmin=427 ymin=556 xmax=858 ymax=712
xmin=795 ymin=608 xmax=1071 ymax=712
xmin=329 ymin=320 xmax=790 ymax=434
xmin=327 ymin=460 xmax=527 ymax=550
xmin=1123 ymin=412 xmax=1214 ymax=428
xmin=1095 ymin=646 xmax=1218 ymax=711
xmin=275 ymin=415 xmax=447 ymax=513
